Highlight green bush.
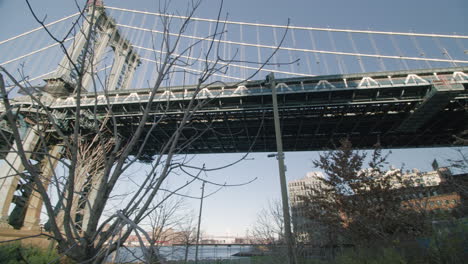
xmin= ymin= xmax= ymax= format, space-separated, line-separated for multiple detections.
xmin=427 ymin=220 xmax=468 ymax=264
xmin=0 ymin=242 xmax=61 ymax=264
xmin=332 ymin=247 xmax=407 ymax=264
xmin=327 ymin=222 xmax=467 ymax=264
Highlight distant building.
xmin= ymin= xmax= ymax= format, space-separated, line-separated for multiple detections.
xmin=392 ymin=167 xmax=448 ymax=188
xmin=234 ymin=237 xmax=253 ymax=244
xmin=288 ymin=172 xmax=329 ymax=244
xmin=124 ymin=227 xmax=177 ymax=246
xmin=201 ymin=238 xmax=220 ymax=244
xmin=288 ymin=168 xmax=467 ymax=245
xmin=399 ymin=169 xmax=466 ymax=217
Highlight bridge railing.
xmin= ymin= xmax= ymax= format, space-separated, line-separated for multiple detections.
xmin=2 ymin=67 xmax=466 ymax=111
xmin=43 ymin=67 xmax=467 ymax=109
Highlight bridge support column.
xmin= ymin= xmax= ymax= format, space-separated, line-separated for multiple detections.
xmin=45 ymin=4 xmax=140 ymax=94
xmin=81 ymin=170 xmax=105 ymax=233
xmin=21 ymin=145 xmax=63 ymax=231
xmin=107 ymin=38 xmax=140 ymax=91
xmin=53 ymin=163 xmax=103 ymax=232
xmin=120 ymin=52 xmax=140 ymax=90
xmin=54 ymin=10 xmax=100 ymax=83
xmin=107 ymin=45 xmax=129 ymax=90
xmin=0 ymin=127 xmax=39 ymax=228
xmin=81 ymin=21 xmax=115 ymax=91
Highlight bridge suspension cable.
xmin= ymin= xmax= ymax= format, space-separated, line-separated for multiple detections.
xmin=19 ymin=65 xmax=113 ymax=91
xmin=140 ymin=57 xmax=245 ymax=81
xmin=133 ymin=45 xmax=315 ymax=77
xmin=115 ymin=23 xmax=468 ymax=64
xmin=0 ymin=37 xmax=74 ymax=67
xmin=106 ymin=6 xmax=468 ymax=39
xmin=0 ymin=13 xmax=80 ymax=46
xmin=2 ymin=5 xmax=467 ymax=89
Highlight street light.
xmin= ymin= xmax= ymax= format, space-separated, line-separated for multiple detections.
xmin=195 ymin=181 xmax=206 ymax=264
xmin=266 ymin=73 xmax=296 ymax=264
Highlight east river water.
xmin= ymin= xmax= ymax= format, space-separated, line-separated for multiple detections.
xmin=111 ymin=245 xmax=253 ymax=262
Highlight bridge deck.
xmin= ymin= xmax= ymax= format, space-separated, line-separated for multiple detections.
xmin=1 ymin=67 xmax=467 ymax=156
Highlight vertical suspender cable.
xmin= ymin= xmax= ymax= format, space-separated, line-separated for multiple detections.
xmin=304 ymin=31 xmax=313 ymax=75
xmin=256 ymin=23 xmax=262 ymax=64
xmin=124 ymin=12 xmax=137 ymax=39
xmin=287 ymin=28 xmax=294 ymax=74
xmin=138 ymin=12 xmax=158 ymax=88
xmin=240 ymin=24 xmax=246 ymax=79
xmin=132 ymin=13 xmax=147 ymax=88
xmin=291 ymin=29 xmax=301 ymax=75
xmin=410 ymin=34 xmax=432 ymax=69
xmin=368 ymin=33 xmax=386 ymax=72
xmin=433 ymin=37 xmax=458 ymax=67
xmin=227 ymin=22 xmax=232 ymax=83
xmin=200 ymin=21 xmax=207 ymax=83
xmin=390 ymin=34 xmax=409 ymax=70
xmin=308 ymin=31 xmax=324 ymax=74
xmin=208 ymin=21 xmax=215 ymax=80
xmin=328 ymin=29 xmax=347 ymax=74
xmin=348 ymin=32 xmax=365 ymax=73
xmin=223 ymin=23 xmax=229 ymax=83
xmin=191 ymin=20 xmax=199 ymax=85
xmin=171 ymin=27 xmax=182 ymax=87
xmin=272 ymin=27 xmax=280 ymax=72
xmin=454 ymin=33 xmax=466 ymax=55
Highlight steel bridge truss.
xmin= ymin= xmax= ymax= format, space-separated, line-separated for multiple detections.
xmin=4 ymin=66 xmax=467 ymax=156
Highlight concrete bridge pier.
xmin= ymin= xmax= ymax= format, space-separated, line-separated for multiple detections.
xmin=21 ymin=145 xmax=64 ymax=231
xmin=80 ymin=170 xmax=105 ymax=233
xmin=0 ymin=127 xmax=39 ymax=229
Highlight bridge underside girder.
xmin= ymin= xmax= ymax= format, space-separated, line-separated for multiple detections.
xmin=62 ymin=83 xmax=467 ymax=156
xmin=5 ymin=67 xmax=467 ymax=157
xmin=123 ymin=102 xmax=465 ymax=155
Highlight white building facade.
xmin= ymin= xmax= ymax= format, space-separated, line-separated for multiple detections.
xmin=288 ymin=172 xmax=329 ymax=244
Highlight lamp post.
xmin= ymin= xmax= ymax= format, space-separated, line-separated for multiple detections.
xmin=195 ymin=181 xmax=205 ymax=264
xmin=267 ymin=73 xmax=296 ymax=264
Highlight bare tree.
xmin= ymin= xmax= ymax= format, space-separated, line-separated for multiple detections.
xmin=248 ymin=199 xmax=295 ymax=264
xmin=251 ymin=200 xmax=285 ymax=245
xmin=0 ymin=0 xmax=289 ymax=263
xmin=175 ymin=212 xmax=198 ymax=264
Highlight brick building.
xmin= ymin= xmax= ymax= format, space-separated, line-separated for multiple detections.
xmin=288 ymin=168 xmax=467 ymax=245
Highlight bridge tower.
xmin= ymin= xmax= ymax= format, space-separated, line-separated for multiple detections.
xmin=0 ymin=1 xmax=140 ymax=230
xmin=44 ymin=0 xmax=140 ymax=95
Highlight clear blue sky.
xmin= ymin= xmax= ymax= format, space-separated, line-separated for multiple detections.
xmin=1 ymin=0 xmax=467 ymax=36
xmin=0 ymin=0 xmax=467 ymax=237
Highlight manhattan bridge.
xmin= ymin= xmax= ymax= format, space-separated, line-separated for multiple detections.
xmin=0 ymin=1 xmax=466 ymax=237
